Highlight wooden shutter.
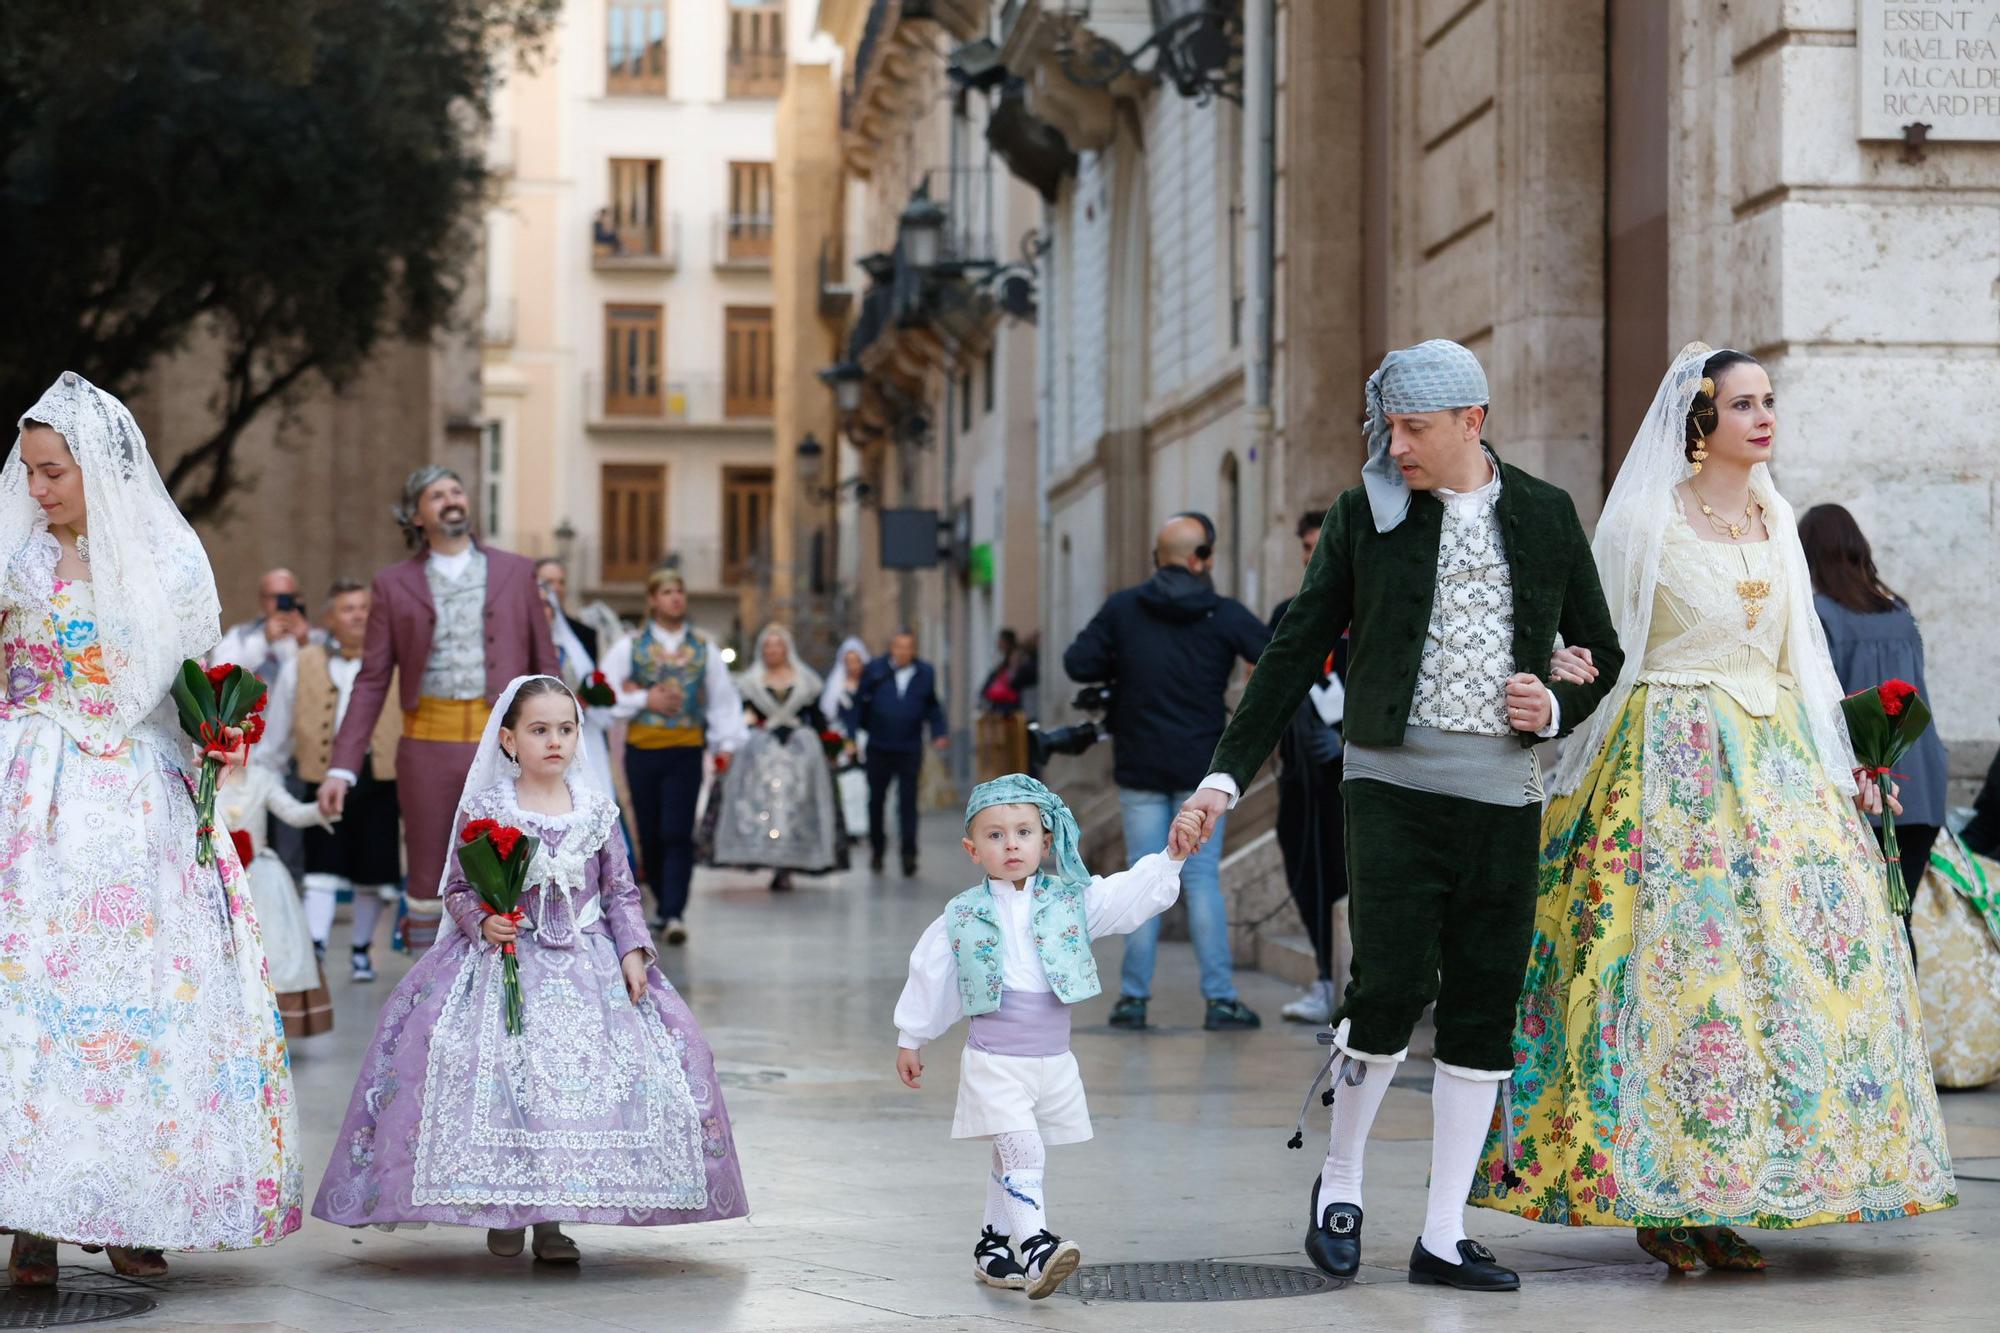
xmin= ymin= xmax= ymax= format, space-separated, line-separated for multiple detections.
xmin=607 ymin=2 xmax=668 ymax=94
xmin=722 ymin=467 xmax=774 ymax=586
xmin=725 ymin=3 xmax=785 ymax=99
xmin=604 ymin=303 xmax=663 ymax=416
xmin=726 ymin=161 xmax=774 ymax=262
xmin=723 ymin=305 xmax=773 ymax=418
xmin=601 ymin=465 xmax=666 ymax=585
xmin=610 ymin=158 xmax=661 ymax=255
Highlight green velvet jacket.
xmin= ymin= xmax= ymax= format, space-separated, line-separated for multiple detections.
xmin=1210 ymin=450 xmax=1624 ymax=791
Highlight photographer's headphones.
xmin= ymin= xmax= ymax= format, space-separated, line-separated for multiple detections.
xmin=1168 ymin=511 xmax=1216 ymax=562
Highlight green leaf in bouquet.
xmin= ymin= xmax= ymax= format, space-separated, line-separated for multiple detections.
xmin=172 ymin=659 xmax=213 ymax=737
xmin=1839 ymin=689 xmax=1892 ymax=758
xmin=217 ymin=665 xmax=257 ymax=726
xmin=1890 ymin=690 xmax=1933 ymax=753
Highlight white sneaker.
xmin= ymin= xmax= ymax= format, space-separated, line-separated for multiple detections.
xmin=1281 ymin=979 xmax=1336 ymax=1025
xmin=662 ymin=917 xmax=688 ymax=945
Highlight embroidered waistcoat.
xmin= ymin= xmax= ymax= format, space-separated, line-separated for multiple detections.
xmin=629 ymin=626 xmax=710 ymax=734
xmin=420 ymin=547 xmax=488 ymax=701
xmin=943 ymin=877 xmax=1101 ymax=1016
xmin=1407 ymin=485 xmax=1515 ymax=736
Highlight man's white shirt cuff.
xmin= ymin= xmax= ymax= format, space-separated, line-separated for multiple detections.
xmin=1196 ymin=773 xmax=1240 ymax=808
xmin=326 ymin=768 xmax=358 ymax=786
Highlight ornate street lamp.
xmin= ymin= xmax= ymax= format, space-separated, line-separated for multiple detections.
xmin=1059 ymin=0 xmax=1244 ymax=106
xmin=898 ymin=181 xmax=948 ymax=271
xmin=817 ymin=361 xmax=866 ymax=413
xmin=796 ymin=432 xmax=875 ymax=506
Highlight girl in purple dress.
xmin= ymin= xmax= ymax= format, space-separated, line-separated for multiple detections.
xmin=312 ymin=675 xmax=747 ymax=1260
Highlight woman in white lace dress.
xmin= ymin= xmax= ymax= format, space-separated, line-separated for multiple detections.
xmin=0 ymin=374 xmax=302 ymax=1284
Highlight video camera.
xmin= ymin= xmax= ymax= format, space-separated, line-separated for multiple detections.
xmin=1027 ymin=684 xmax=1113 ymax=766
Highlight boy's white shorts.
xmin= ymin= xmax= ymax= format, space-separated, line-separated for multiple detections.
xmin=951 ymin=1047 xmax=1092 ymax=1144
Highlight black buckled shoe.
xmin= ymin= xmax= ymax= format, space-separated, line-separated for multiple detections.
xmin=1407 ymin=1237 xmax=1520 ymax=1291
xmin=972 ymin=1226 xmax=1027 ymax=1290
xmin=1304 ymin=1176 xmax=1362 ymax=1279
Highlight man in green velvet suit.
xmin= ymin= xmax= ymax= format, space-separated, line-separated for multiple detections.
xmin=1173 ymin=340 xmax=1621 ymax=1293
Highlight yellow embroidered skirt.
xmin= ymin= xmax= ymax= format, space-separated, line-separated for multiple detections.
xmin=1470 ymin=683 xmax=1956 ymax=1228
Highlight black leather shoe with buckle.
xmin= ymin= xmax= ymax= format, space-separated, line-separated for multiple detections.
xmin=1407 ymin=1237 xmax=1520 ymax=1291
xmin=1304 ymin=1176 xmax=1362 ymax=1278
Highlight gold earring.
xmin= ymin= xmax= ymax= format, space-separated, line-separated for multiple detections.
xmin=1690 ymin=433 xmax=1708 ymax=474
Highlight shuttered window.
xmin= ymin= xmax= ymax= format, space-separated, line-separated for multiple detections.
xmin=604 ymin=303 xmax=664 ymax=416
xmin=723 ymin=305 xmax=773 ymax=418
xmin=601 ymin=464 xmax=666 ymax=585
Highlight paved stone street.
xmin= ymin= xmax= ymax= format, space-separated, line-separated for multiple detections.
xmin=55 ymin=812 xmax=2000 ymax=1332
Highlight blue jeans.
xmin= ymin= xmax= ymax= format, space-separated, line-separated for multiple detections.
xmin=1116 ymin=787 xmax=1236 ymax=1002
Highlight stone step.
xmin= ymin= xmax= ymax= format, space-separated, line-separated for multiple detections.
xmin=1255 ymin=931 xmax=1320 ymax=988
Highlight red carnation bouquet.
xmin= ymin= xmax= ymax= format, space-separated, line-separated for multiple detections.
xmin=820 ymin=728 xmax=848 ymax=763
xmin=172 ymin=661 xmax=270 ymax=866
xmin=1840 ymin=677 xmax=1933 ymax=915
xmin=457 ymin=817 xmax=541 ymax=1035
xmin=578 ymin=670 xmax=616 ymax=709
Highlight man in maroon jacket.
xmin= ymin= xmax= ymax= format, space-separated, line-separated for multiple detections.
xmin=317 ymin=466 xmax=558 ymax=949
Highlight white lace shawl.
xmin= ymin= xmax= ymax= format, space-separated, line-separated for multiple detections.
xmin=0 ymin=372 xmax=221 ymax=744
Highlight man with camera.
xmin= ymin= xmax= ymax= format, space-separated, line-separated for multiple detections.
xmin=1060 ymin=513 xmax=1269 ymax=1031
xmin=213 ymin=567 xmax=325 ymax=686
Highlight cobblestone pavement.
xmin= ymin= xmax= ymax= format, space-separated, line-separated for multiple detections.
xmin=43 ymin=813 xmax=2000 ymax=1331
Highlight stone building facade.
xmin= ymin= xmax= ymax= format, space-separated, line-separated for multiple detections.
xmin=786 ymin=0 xmax=2000 ymax=968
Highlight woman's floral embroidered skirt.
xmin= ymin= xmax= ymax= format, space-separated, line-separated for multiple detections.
xmin=1471 ymin=684 xmax=1955 ymax=1228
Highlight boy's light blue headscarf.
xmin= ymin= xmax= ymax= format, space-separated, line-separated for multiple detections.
xmin=965 ymin=774 xmax=1088 ymax=889
xmin=1360 ymin=338 xmax=1490 ymax=533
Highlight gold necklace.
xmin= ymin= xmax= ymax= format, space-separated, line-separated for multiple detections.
xmin=1689 ymin=483 xmax=1756 ymax=541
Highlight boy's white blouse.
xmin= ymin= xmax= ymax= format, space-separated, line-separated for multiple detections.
xmin=894 ymin=851 xmax=1184 ymax=1049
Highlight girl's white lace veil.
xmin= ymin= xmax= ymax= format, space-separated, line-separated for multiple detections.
xmin=1552 ymin=343 xmax=1856 ymax=796
xmin=0 ymin=372 xmax=221 ymax=742
xmin=435 ymin=674 xmax=605 ymax=898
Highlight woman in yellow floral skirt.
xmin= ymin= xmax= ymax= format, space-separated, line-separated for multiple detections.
xmin=1469 ymin=345 xmax=1955 ymax=1270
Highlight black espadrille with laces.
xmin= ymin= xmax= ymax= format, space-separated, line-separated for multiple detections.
xmin=1018 ymin=1229 xmax=1082 ymax=1300
xmin=972 ymin=1227 xmax=1027 ymax=1290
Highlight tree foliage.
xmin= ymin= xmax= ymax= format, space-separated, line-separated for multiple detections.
xmin=0 ymin=0 xmax=558 ymax=518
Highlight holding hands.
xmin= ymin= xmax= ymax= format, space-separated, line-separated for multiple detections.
xmin=1171 ymin=790 xmax=1231 ymax=859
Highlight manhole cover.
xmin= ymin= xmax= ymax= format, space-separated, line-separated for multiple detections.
xmin=0 ymin=1287 xmax=156 ymax=1328
xmin=1058 ymin=1260 xmax=1332 ymax=1302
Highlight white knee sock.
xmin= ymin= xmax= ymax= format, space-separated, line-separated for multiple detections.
xmin=1421 ymin=1066 xmax=1500 ymax=1263
xmin=992 ymin=1130 xmax=1048 ymax=1241
xmin=302 ymin=874 xmax=342 ymax=945
xmin=1319 ymin=1057 xmax=1395 ymax=1209
xmin=983 ymin=1146 xmax=1010 ymax=1233
xmin=351 ymin=886 xmax=390 ymax=951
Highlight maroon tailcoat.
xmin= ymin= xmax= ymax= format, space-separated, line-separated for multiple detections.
xmin=331 ymin=545 xmax=559 ymax=933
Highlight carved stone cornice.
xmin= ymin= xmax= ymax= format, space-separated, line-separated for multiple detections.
xmin=996 ymin=0 xmax=1154 ymax=152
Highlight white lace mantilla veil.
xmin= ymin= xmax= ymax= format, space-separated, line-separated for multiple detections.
xmin=434 ymin=673 xmax=612 ymax=899
xmin=1551 ymin=342 xmax=1857 ymax=797
xmin=0 ymin=371 xmax=221 ymax=742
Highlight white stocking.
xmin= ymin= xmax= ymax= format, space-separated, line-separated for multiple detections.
xmin=1421 ymin=1066 xmax=1500 ymax=1263
xmin=302 ymin=873 xmax=342 ymax=946
xmin=351 ymin=885 xmax=390 ymax=950
xmin=992 ymin=1130 xmax=1047 ymax=1240
xmin=983 ymin=1146 xmax=1009 ymax=1233
xmin=1319 ymin=1057 xmax=1394 ymax=1209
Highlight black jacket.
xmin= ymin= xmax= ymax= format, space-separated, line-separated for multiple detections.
xmin=1063 ymin=567 xmax=1269 ymax=793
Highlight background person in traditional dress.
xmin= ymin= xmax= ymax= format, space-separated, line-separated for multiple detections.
xmin=599 ymin=569 xmax=747 ymax=943
xmin=0 ymin=373 xmax=300 ymax=1283
xmin=709 ymin=625 xmax=844 ymax=891
xmin=312 ymin=676 xmax=747 ymax=1258
xmin=265 ymin=579 xmax=405 ymax=981
xmin=216 ymin=742 xmax=335 ymax=1038
xmin=821 ymin=635 xmax=872 ymax=843
xmin=1800 ymin=502 xmax=1950 ymax=948
xmin=315 ymin=466 xmax=558 ymax=951
xmin=1470 ymin=345 xmax=1956 ymax=1270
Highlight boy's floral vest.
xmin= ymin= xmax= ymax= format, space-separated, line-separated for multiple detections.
xmin=943 ymin=876 xmax=1101 ymax=1015
xmin=627 ymin=624 xmax=709 ymax=749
